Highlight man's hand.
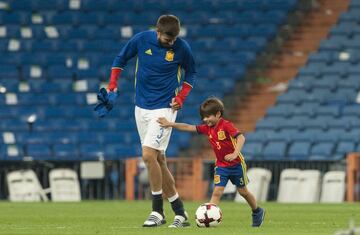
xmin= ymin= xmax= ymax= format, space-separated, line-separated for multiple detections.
xmin=157 ymin=117 xmax=173 ymax=128
xmin=224 ymin=153 xmax=238 ymax=162
xmin=94 ymin=88 xmax=118 ymax=118
xmin=170 ymin=97 xmax=182 ymax=111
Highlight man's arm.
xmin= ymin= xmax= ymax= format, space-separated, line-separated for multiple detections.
xmin=107 ymin=33 xmax=141 ymax=91
xmin=171 ymin=41 xmax=196 ymax=110
xmin=157 ymin=117 xmax=197 ymax=132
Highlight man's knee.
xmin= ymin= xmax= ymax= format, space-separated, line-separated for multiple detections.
xmin=142 ymin=148 xmax=158 ymax=166
xmin=157 ymin=153 xmax=167 ymax=167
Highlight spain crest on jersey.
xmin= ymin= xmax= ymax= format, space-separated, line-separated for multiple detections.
xmin=165 ymin=50 xmax=174 ymax=61
xmin=217 ymin=130 xmax=226 ymax=140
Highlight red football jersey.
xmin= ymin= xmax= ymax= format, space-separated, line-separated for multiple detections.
xmin=196 ymin=118 xmax=245 ymax=167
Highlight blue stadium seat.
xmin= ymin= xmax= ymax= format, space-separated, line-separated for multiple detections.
xmin=335 ymin=141 xmax=356 ymax=156
xmin=26 ymin=143 xmax=52 ymax=159
xmin=343 ymin=104 xmax=360 ymax=117
xmin=242 ymin=142 xmax=263 ymax=160
xmin=255 ymin=117 xmax=285 ymax=130
xmin=105 ymin=144 xmax=139 ymax=159
xmin=262 ymin=141 xmax=287 ymax=160
xmin=53 ymin=144 xmax=80 ymax=160
xmin=288 ymin=141 xmax=311 ymax=160
xmin=245 ymin=131 xmax=269 ymax=144
xmin=309 ymin=142 xmax=336 ymax=160
xmin=0 ymin=65 xmax=18 ymax=78
xmin=47 ymin=65 xmax=74 ymax=80
xmin=291 ymin=129 xmax=322 ymax=142
xmin=79 ymin=143 xmax=104 ymax=160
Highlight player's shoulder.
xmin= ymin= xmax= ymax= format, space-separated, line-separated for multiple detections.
xmin=221 ymin=118 xmax=236 ymax=127
xmin=132 ymin=30 xmax=156 ymax=41
xmin=176 ymin=37 xmax=192 ymax=50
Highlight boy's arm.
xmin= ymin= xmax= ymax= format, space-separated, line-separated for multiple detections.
xmin=157 ymin=117 xmax=197 ymax=132
xmin=224 ymin=134 xmax=245 ymax=162
xmin=233 ymin=134 xmax=245 ymax=154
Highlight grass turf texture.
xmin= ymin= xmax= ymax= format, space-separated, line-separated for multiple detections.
xmin=0 ymin=201 xmax=359 ymax=235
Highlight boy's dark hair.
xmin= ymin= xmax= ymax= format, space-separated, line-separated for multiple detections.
xmin=199 ymin=97 xmax=225 ymax=119
xmin=156 ymin=15 xmax=180 ymax=37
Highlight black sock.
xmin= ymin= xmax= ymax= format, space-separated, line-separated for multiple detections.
xmin=252 ymin=207 xmax=260 ymax=213
xmin=152 ymin=194 xmax=164 ymax=216
xmin=171 ymin=198 xmax=186 ymax=218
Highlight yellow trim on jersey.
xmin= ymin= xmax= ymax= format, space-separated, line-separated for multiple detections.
xmin=230 ymin=136 xmax=245 ymax=162
xmin=134 ymin=57 xmax=139 ymax=87
xmin=175 ymin=65 xmax=182 ymax=95
xmin=230 ymin=135 xmax=249 ymax=185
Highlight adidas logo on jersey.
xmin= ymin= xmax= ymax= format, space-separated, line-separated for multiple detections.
xmin=145 ymin=49 xmax=152 ymax=55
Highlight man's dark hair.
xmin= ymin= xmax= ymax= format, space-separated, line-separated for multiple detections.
xmin=156 ymin=15 xmax=180 ymax=37
xmin=199 ymin=97 xmax=225 ymax=119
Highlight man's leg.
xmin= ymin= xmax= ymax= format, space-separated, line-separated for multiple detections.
xmin=142 ymin=146 xmax=166 ymax=227
xmin=158 ymin=153 xmax=189 ymax=227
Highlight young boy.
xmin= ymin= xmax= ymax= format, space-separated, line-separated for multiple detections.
xmin=157 ymin=97 xmax=265 ymax=227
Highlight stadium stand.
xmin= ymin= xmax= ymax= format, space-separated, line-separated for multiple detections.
xmin=0 ymin=0 xmax=297 ymax=160
xmin=243 ymin=1 xmax=360 ymax=161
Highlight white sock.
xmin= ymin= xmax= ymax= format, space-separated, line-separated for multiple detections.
xmin=168 ymin=193 xmax=179 ymax=203
xmin=152 ymin=190 xmax=163 ymax=195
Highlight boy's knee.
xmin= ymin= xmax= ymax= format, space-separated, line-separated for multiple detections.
xmin=238 ymin=187 xmax=249 ymax=196
xmin=212 ymin=188 xmax=223 ymax=198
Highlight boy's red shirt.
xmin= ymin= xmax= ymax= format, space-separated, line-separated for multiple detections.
xmin=196 ymin=118 xmax=244 ymax=167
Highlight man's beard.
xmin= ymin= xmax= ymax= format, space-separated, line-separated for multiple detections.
xmin=158 ymin=39 xmax=172 ymax=48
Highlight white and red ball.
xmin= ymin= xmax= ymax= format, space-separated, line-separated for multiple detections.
xmin=195 ymin=203 xmax=222 ymax=227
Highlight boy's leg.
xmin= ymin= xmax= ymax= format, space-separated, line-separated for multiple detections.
xmin=237 ymin=187 xmax=257 ymax=210
xmin=211 ymin=166 xmax=230 ymax=205
xmin=158 ymin=153 xmax=190 ymax=228
xmin=209 ymin=186 xmax=225 ymax=205
xmin=238 ymin=187 xmax=265 ymax=227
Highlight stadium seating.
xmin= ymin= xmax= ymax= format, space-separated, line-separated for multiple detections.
xmin=242 ymin=1 xmax=360 ymax=161
xmin=0 ymin=0 xmax=297 ymax=160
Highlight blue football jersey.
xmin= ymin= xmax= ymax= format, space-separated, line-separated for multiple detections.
xmin=112 ymin=30 xmax=196 ymax=109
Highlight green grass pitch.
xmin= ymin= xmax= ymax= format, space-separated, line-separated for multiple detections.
xmin=0 ymin=201 xmax=359 ymax=235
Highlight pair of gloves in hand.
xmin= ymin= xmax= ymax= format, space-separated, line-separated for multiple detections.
xmin=94 ymin=88 xmax=118 ymax=118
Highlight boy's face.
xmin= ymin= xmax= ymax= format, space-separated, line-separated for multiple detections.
xmin=202 ymin=111 xmax=221 ymax=126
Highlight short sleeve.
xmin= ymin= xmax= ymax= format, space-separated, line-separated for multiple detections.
xmin=196 ymin=124 xmax=208 ymax=135
xmin=224 ymin=121 xmax=241 ymax=138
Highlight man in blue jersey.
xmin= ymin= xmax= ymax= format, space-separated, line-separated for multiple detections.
xmin=107 ymin=15 xmax=196 ymax=228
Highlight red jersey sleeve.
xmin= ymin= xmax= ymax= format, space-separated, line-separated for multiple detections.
xmin=223 ymin=120 xmax=241 ymax=138
xmin=196 ymin=124 xmax=209 ymax=135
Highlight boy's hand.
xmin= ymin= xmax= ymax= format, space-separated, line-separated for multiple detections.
xmin=157 ymin=117 xmax=172 ymax=128
xmin=224 ymin=153 xmax=238 ymax=162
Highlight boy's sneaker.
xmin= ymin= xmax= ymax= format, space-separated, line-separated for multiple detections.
xmin=252 ymin=208 xmax=265 ymax=227
xmin=143 ymin=211 xmax=166 ymax=227
xmin=168 ymin=211 xmax=190 ymax=228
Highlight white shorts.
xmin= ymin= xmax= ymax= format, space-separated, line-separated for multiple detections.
xmin=135 ymin=106 xmax=177 ymax=152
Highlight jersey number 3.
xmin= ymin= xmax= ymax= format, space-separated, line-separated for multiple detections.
xmin=216 ymin=142 xmax=221 ymax=150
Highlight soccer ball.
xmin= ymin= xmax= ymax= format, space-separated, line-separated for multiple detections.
xmin=195 ymin=203 xmax=222 ymax=227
